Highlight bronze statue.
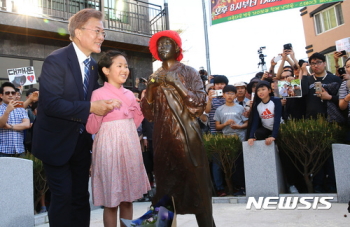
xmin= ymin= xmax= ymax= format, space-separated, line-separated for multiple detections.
xmin=141 ymin=30 xmax=215 ymax=226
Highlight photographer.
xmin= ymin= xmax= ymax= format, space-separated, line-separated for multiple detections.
xmin=276 ymin=47 xmax=299 ymax=81
xmin=338 ymin=57 xmax=350 ymax=141
xmin=205 ymin=75 xmax=228 ymax=197
xmin=301 ymin=52 xmax=342 ymax=193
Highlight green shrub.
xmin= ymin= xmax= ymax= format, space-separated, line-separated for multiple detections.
xmin=277 ymin=115 xmax=344 ymax=192
xmin=203 ymin=133 xmax=242 ymax=194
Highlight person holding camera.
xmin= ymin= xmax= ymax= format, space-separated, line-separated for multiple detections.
xmin=301 ymin=52 xmax=342 ymax=193
xmin=338 ymin=57 xmax=350 ymax=140
xmin=276 ymin=47 xmax=299 ymax=81
xmin=334 ymin=51 xmax=348 ymax=77
xmin=205 ymin=75 xmax=228 ymax=197
xmin=0 ymin=82 xmax=31 ymax=157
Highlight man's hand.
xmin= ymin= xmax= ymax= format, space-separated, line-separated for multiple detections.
xmin=208 ymin=90 xmax=216 ymax=101
xmin=301 ymin=62 xmax=309 ymax=75
xmin=248 ymin=138 xmax=255 ymax=146
xmin=90 ymin=99 xmax=120 ymax=116
xmin=271 ymin=57 xmax=277 ymax=67
xmin=6 ymin=101 xmax=17 ymax=113
xmin=265 ymin=137 xmax=275 ymax=145
xmin=29 ymin=91 xmax=39 ymax=102
xmin=3 ymin=123 xmax=11 ymax=130
xmin=282 ymin=50 xmax=288 ymax=60
xmin=316 ymin=87 xmax=332 ymax=100
xmin=143 ymin=139 xmax=148 ymax=150
xmin=334 ymin=51 xmax=343 ymax=61
xmin=261 ymin=71 xmax=269 ymax=81
xmin=289 ymin=48 xmax=295 ymax=59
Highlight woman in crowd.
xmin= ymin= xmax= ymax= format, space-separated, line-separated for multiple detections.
xmin=86 ymin=50 xmax=150 ymax=227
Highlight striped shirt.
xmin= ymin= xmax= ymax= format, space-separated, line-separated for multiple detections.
xmin=339 ymin=80 xmax=350 ymax=117
xmin=209 ymin=97 xmax=226 ymax=133
xmin=0 ymin=103 xmax=29 ymax=154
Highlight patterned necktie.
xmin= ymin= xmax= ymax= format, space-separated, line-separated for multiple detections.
xmin=83 ymin=58 xmax=90 ymax=100
xmin=80 ymin=58 xmax=90 ymax=134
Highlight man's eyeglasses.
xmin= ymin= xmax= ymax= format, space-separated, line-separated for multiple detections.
xmin=310 ymin=61 xmax=324 ymax=67
xmin=283 ymin=70 xmax=293 ymax=73
xmin=4 ymin=91 xmax=16 ymax=96
xmin=81 ymin=27 xmax=106 ymax=38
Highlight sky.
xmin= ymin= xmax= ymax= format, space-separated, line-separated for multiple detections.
xmin=149 ymin=0 xmax=308 ymax=84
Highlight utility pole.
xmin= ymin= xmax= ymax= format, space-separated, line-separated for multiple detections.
xmin=164 ymin=0 xmax=170 ymax=30
xmin=201 ymin=0 xmax=211 ymax=75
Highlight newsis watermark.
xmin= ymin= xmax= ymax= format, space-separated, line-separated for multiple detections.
xmin=246 ymin=196 xmax=334 ymax=210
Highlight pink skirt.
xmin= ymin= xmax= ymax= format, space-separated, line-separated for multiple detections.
xmin=91 ymin=118 xmax=150 ymax=207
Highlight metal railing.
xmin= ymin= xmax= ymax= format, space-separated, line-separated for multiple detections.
xmin=0 ymin=0 xmax=166 ymax=36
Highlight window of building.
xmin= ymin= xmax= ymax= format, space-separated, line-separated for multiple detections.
xmin=314 ymin=3 xmax=344 ymax=35
xmin=105 ymin=0 xmax=129 ymax=24
xmin=325 ymin=51 xmax=346 ymax=74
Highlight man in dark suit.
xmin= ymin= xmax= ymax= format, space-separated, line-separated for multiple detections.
xmin=32 ymin=9 xmax=117 ymax=227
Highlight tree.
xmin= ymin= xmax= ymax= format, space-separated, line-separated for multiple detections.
xmin=277 ymin=116 xmax=343 ymax=193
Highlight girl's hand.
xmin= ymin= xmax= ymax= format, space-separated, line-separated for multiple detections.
xmin=110 ymin=99 xmax=122 ymax=108
xmin=248 ymin=138 xmax=255 ymax=146
xmin=265 ymin=137 xmax=275 ymax=145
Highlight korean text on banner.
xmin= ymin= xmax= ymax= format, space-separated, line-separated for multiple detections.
xmin=7 ymin=66 xmax=37 ymax=87
xmin=210 ymin=0 xmax=342 ymax=25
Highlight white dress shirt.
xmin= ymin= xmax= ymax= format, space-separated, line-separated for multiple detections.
xmin=72 ymin=42 xmax=90 ymax=83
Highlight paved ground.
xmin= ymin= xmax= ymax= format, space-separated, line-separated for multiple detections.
xmin=39 ymin=202 xmax=350 ymax=227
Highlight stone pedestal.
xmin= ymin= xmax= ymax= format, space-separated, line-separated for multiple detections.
xmin=332 ymin=144 xmax=350 ymax=203
xmin=243 ymin=141 xmax=285 ymax=198
xmin=0 ymin=157 xmax=34 ymax=227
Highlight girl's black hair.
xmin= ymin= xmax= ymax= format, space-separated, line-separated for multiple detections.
xmin=245 ymin=81 xmax=273 ymax=140
xmin=98 ymin=50 xmax=128 ymax=82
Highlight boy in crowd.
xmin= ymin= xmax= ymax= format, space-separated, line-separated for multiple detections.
xmin=214 ymin=85 xmax=248 ymax=196
xmin=205 ymin=75 xmax=228 ymax=196
xmin=214 ymin=85 xmax=248 ymax=140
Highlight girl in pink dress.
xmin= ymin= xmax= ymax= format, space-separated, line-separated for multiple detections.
xmin=86 ymin=50 xmax=150 ymax=227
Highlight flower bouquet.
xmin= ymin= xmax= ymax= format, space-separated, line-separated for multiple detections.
xmin=121 ymin=195 xmax=176 ymax=227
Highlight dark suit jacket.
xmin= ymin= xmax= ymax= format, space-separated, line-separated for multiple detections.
xmin=142 ymin=119 xmax=154 ymax=141
xmin=32 ymin=43 xmax=99 ymax=166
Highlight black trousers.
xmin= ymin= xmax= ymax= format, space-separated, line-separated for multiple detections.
xmin=43 ymin=132 xmax=92 ymax=227
xmin=254 ymin=127 xmax=272 ymax=140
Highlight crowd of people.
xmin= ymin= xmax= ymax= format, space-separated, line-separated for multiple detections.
xmin=198 ymin=48 xmax=350 ymax=197
xmin=1 ymin=7 xmax=350 ymax=227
